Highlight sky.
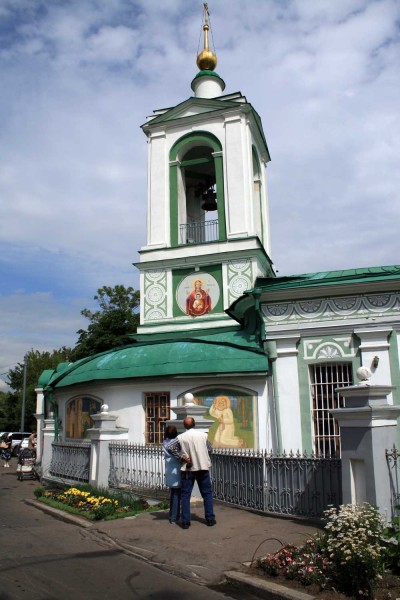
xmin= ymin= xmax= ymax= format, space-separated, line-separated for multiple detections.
xmin=0 ymin=0 xmax=399 ymax=384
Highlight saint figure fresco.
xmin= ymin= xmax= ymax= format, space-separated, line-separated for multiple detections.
xmin=186 ymin=279 xmax=211 ymax=316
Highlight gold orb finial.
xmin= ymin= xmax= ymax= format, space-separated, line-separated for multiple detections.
xmin=196 ymin=3 xmax=217 ymax=71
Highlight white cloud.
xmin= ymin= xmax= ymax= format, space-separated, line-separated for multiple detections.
xmin=0 ymin=0 xmax=399 ymax=373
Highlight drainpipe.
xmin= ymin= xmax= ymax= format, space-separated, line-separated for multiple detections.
xmin=265 ymin=340 xmax=282 ymax=454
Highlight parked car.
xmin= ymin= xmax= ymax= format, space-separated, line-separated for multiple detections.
xmin=0 ymin=432 xmax=32 ymax=456
xmin=14 ymin=435 xmax=36 ymax=456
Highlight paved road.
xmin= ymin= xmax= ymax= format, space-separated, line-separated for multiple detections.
xmin=0 ymin=469 xmax=250 ymax=600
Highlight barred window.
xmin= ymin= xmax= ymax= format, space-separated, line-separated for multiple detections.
xmin=144 ymin=392 xmax=170 ymax=445
xmin=310 ymin=363 xmax=352 ymax=458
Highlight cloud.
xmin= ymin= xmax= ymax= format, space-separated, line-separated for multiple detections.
xmin=0 ymin=0 xmax=399 ymax=372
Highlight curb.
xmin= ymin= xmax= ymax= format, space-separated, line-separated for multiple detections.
xmin=24 ymin=499 xmax=93 ymax=528
xmin=224 ymin=571 xmax=316 ymax=600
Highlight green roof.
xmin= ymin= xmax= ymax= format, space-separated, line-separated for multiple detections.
xmin=252 ymin=265 xmax=400 ymax=292
xmin=40 ymin=331 xmax=268 ymax=390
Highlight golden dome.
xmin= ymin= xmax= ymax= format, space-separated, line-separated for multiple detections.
xmin=196 ymin=5 xmax=217 ymax=71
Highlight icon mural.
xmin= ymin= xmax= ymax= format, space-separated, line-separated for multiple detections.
xmin=181 ymin=389 xmax=255 ymax=449
xmin=176 ymin=272 xmax=220 ymax=317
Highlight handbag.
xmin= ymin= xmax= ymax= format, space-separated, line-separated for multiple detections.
xmin=0 ymin=441 xmax=7 ymax=448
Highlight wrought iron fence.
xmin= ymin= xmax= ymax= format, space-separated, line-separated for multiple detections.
xmin=109 ymin=442 xmax=167 ymax=496
xmin=179 ymin=219 xmax=218 ymax=245
xmin=109 ymin=443 xmax=342 ymax=518
xmin=49 ymin=441 xmax=91 ymax=483
xmin=386 ymin=444 xmax=400 ymax=518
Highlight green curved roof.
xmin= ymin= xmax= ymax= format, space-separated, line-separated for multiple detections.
xmin=42 ymin=336 xmax=268 ymax=389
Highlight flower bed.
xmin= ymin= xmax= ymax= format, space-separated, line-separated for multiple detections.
xmin=255 ymin=503 xmax=400 ymax=599
xmin=34 ymin=485 xmax=168 ymax=521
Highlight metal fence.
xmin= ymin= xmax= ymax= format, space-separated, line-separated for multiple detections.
xmin=49 ymin=441 xmax=91 ymax=483
xmin=386 ymin=444 xmax=400 ymax=518
xmin=109 ymin=443 xmax=342 ymax=518
xmin=109 ymin=442 xmax=167 ymax=496
xmin=179 ymin=219 xmax=219 ymax=245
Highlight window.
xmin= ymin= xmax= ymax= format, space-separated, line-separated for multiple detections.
xmin=309 ymin=363 xmax=352 ymax=457
xmin=66 ymin=397 xmax=101 ymax=439
xmin=144 ymin=392 xmax=170 ymax=444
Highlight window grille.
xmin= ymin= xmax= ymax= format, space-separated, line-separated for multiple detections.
xmin=144 ymin=392 xmax=170 ymax=445
xmin=310 ymin=363 xmax=352 ymax=457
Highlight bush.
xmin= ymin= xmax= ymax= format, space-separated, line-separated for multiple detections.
xmin=257 ymin=503 xmax=385 ymax=599
xmin=323 ymin=503 xmax=384 ymax=598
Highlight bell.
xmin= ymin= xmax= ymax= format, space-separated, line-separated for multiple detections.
xmin=201 ymin=188 xmax=217 ymax=211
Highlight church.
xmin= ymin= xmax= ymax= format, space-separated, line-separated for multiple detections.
xmin=37 ymin=6 xmax=400 ymax=460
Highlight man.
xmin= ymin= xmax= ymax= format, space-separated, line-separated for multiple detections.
xmin=167 ymin=416 xmax=216 ymax=529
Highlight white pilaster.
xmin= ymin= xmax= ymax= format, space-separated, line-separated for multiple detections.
xmin=274 ymin=336 xmax=302 ymax=451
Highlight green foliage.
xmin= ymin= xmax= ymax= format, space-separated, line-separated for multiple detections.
xmin=71 ymin=285 xmax=140 ymax=361
xmin=2 ymin=347 xmax=72 ymax=431
xmin=381 ymin=507 xmax=400 ymax=574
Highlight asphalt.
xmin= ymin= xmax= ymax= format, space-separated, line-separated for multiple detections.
xmin=4 ymin=462 xmax=321 ymax=599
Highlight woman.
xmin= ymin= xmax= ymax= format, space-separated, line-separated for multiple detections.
xmin=1 ymin=434 xmax=12 ymax=468
xmin=163 ymin=425 xmax=182 ymax=524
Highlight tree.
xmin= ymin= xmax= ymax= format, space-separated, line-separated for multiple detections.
xmin=4 ymin=347 xmax=72 ymax=432
xmin=71 ymin=285 xmax=140 ymax=361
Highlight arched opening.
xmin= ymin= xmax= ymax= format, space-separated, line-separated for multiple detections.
xmin=65 ymin=396 xmax=102 ymax=440
xmin=169 ymin=132 xmax=226 ymax=246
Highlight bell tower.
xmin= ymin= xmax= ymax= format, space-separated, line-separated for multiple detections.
xmin=135 ymin=4 xmax=274 ymax=335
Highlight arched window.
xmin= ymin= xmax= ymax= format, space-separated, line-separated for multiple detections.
xmin=169 ymin=132 xmax=226 ymax=246
xmin=65 ymin=396 xmax=101 ymax=439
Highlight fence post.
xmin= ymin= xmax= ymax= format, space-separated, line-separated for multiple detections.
xmin=41 ymin=416 xmax=56 ymax=477
xmin=332 ymin=367 xmax=400 ymax=518
xmin=86 ymin=404 xmax=129 ymax=489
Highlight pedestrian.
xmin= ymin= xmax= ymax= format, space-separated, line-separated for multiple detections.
xmin=167 ymin=416 xmax=216 ymax=529
xmin=1 ymin=434 xmax=12 ymax=468
xmin=163 ymin=425 xmax=182 ymax=524
xmin=28 ymin=430 xmax=37 ymax=454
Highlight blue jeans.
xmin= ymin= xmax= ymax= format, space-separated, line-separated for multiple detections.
xmin=169 ymin=487 xmax=181 ymax=522
xmin=181 ymin=470 xmax=215 ymax=523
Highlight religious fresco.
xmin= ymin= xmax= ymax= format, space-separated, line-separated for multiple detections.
xmin=189 ymin=388 xmax=255 ymax=449
xmin=176 ymin=272 xmax=220 ymax=317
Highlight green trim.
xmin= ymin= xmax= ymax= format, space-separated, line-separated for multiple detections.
xmin=169 ymin=131 xmax=222 ymax=160
xmin=389 ymin=331 xmax=400 ymax=413
xmin=191 ymin=70 xmax=226 ymax=92
xmin=192 ymin=70 xmax=224 ymax=80
xmin=168 ymin=131 xmax=225 ymax=247
xmin=170 ymin=164 xmax=179 ymax=247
